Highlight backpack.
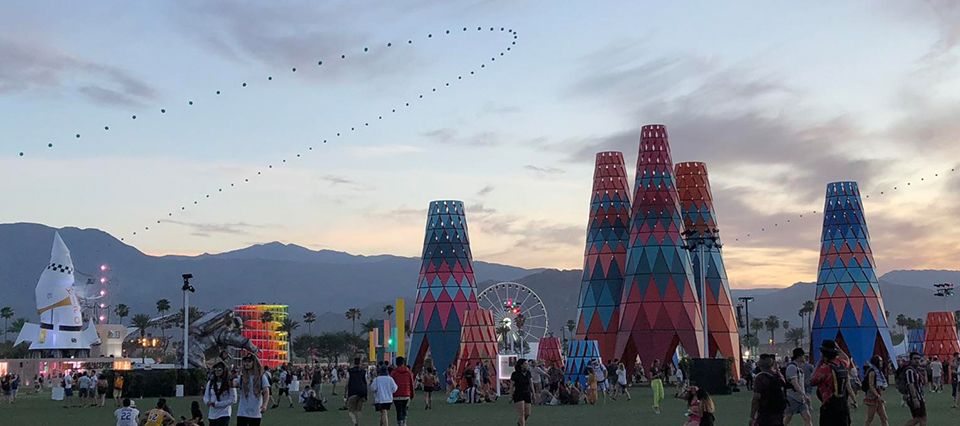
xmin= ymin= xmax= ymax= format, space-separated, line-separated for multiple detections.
xmin=423 ymin=373 xmax=438 ymax=388
xmin=285 ymin=371 xmax=294 ymax=385
xmin=825 ymin=361 xmax=849 ymax=400
xmin=861 ymin=367 xmax=872 ymax=393
xmin=757 ymin=371 xmax=787 ymax=411
xmin=894 ymin=366 xmax=912 ymax=395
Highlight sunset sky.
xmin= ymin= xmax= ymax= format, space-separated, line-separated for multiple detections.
xmin=1 ymin=1 xmax=958 ymax=288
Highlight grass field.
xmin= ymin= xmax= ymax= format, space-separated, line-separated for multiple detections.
xmin=0 ymin=385 xmax=955 ymax=425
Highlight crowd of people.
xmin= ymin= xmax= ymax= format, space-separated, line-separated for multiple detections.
xmin=747 ymin=340 xmax=960 ymax=426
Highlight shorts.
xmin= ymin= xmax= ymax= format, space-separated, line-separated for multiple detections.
xmin=907 ymin=399 xmax=926 ymax=419
xmin=785 ymin=395 xmax=808 ymax=414
xmin=512 ymin=394 xmax=532 ymax=404
xmin=79 ymin=389 xmax=88 ymax=398
xmin=597 ymin=381 xmax=608 ymax=391
xmin=278 ymin=387 xmax=289 ymax=396
xmin=375 ymin=403 xmax=392 ymax=411
xmin=65 ymin=388 xmax=73 ymax=397
xmin=236 ymin=417 xmax=263 ymax=426
xmin=423 ymin=386 xmax=436 ymax=393
xmin=346 ymin=395 xmax=366 ymax=412
xmin=112 ymin=389 xmax=123 ymax=398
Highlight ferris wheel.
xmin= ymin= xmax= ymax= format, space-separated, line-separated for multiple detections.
xmin=476 ymin=282 xmax=549 ymax=355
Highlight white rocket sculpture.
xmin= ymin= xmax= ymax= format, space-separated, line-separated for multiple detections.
xmin=16 ymin=232 xmax=100 ymax=354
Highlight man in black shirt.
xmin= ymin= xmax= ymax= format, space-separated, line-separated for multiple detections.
xmin=463 ymin=362 xmax=477 ymax=403
xmin=345 ymin=357 xmax=368 ymax=426
xmin=511 ymin=359 xmax=533 ymax=426
xmin=750 ymin=354 xmax=787 ymax=426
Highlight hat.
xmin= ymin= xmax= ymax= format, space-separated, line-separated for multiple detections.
xmin=129 ymin=400 xmax=137 ymax=408
xmin=820 ymin=340 xmax=840 ymax=355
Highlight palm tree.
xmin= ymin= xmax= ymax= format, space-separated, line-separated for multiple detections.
xmin=785 ymin=328 xmax=804 ymax=348
xmin=1 ymin=307 xmax=13 ymax=343
xmin=566 ymin=319 xmax=576 ymax=336
xmin=383 ymin=305 xmax=394 ymax=320
xmin=303 ymin=312 xmax=317 ymax=335
xmin=750 ymin=318 xmax=764 ymax=335
xmin=800 ymin=300 xmax=814 ymax=347
xmin=156 ymin=299 xmax=171 ymax=353
xmin=280 ymin=318 xmax=300 ymax=336
xmin=782 ymin=320 xmax=790 ymax=332
xmin=131 ymin=314 xmax=152 ymax=363
xmin=261 ymin=310 xmax=274 ymax=328
xmin=114 ymin=304 xmax=130 ymax=325
xmin=6 ymin=318 xmax=26 ymax=336
xmin=764 ymin=315 xmax=780 ymax=346
xmin=345 ymin=308 xmax=361 ymax=335
xmin=361 ymin=319 xmax=379 ymax=334
xmin=896 ymin=314 xmax=907 ymax=336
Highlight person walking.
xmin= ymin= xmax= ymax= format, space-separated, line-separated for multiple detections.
xmin=750 ymin=354 xmax=787 ymax=426
xmin=421 ymin=365 xmax=438 ymax=410
xmin=784 ymin=348 xmax=813 ymax=426
xmin=651 ymin=359 xmax=665 ymax=414
xmin=463 ymin=362 xmax=478 ymax=403
xmin=511 ymin=359 xmax=533 ymax=426
xmin=810 ymin=340 xmax=853 ymax=426
xmin=585 ymin=367 xmax=598 ymax=405
xmin=952 ymin=352 xmax=960 ymax=408
xmin=531 ymin=361 xmax=544 ymax=396
xmin=390 ymin=356 xmax=415 ymax=426
xmin=273 ymin=364 xmax=294 ymax=408
xmin=236 ymin=355 xmax=270 ymax=426
xmin=616 ymin=362 xmax=631 ymax=401
xmin=928 ymin=357 xmax=943 ymax=393
xmin=595 ymin=359 xmax=609 ymax=403
xmin=863 ymin=355 xmax=888 ymax=426
xmin=346 ymin=357 xmax=368 ymax=426
xmin=903 ymin=352 xmax=927 ymax=426
xmin=370 ymin=366 xmax=398 ymax=426
xmin=203 ymin=361 xmax=236 ymax=426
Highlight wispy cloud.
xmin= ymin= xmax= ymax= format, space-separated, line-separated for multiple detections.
xmin=162 ymin=220 xmax=269 ymax=237
xmin=477 ymin=185 xmax=495 ymax=196
xmin=347 ymin=144 xmax=424 ymax=158
xmin=524 ymin=164 xmax=565 ymax=176
xmin=421 ymin=128 xmax=500 ymax=147
xmin=320 ymin=174 xmax=374 ymax=191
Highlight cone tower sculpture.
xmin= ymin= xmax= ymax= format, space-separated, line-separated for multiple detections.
xmin=536 ymin=336 xmax=564 ymax=368
xmin=811 ymin=182 xmax=894 ymax=364
xmin=616 ymin=124 xmax=704 ymax=367
xmin=454 ymin=309 xmax=499 ymax=384
xmin=409 ymin=200 xmax=479 ymax=372
xmin=575 ymin=151 xmax=631 ymax=360
xmin=675 ymin=162 xmax=741 ymax=376
xmin=922 ymin=312 xmax=960 ymax=363
xmin=906 ymin=328 xmax=925 ymax=355
xmin=565 ymin=339 xmax=602 ymax=387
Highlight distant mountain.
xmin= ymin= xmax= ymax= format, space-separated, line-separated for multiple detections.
xmin=1 ymin=223 xmax=955 ymax=341
xmin=0 ymin=223 xmax=537 ymax=329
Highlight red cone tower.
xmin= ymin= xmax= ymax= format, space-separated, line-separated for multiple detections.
xmin=537 ymin=336 xmax=564 ymax=368
xmin=675 ymin=161 xmax=741 ymax=377
xmin=454 ymin=309 xmax=499 ymax=385
xmin=616 ymin=125 xmax=704 ymax=368
xmin=923 ymin=311 xmax=960 ymax=365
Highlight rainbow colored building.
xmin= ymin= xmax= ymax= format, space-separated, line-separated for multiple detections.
xmin=234 ymin=304 xmax=290 ymax=368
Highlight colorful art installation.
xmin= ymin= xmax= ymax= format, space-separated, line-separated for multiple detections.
xmin=454 ymin=309 xmax=499 ymax=386
xmin=810 ymin=182 xmax=895 ymax=365
xmin=675 ymin=161 xmax=741 ymax=377
xmin=564 ymin=339 xmax=602 ymax=388
xmin=575 ymin=151 xmax=631 ymax=360
xmin=233 ymin=304 xmax=289 ymax=368
xmin=409 ymin=200 xmax=480 ymax=372
xmin=536 ymin=336 xmax=564 ymax=368
xmin=922 ymin=312 xmax=960 ymax=365
xmin=616 ymin=125 xmax=705 ymax=367
xmin=16 ymin=232 xmax=100 ymax=357
xmin=906 ymin=328 xmax=926 ymax=355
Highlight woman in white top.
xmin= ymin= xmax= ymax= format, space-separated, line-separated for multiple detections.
xmin=203 ymin=361 xmax=236 ymax=426
xmin=616 ymin=362 xmax=631 ymax=401
xmin=369 ymin=366 xmax=398 ymax=426
xmin=236 ymin=355 xmax=270 ymax=426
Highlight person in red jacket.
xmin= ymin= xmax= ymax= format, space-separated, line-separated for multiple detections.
xmin=390 ymin=356 xmax=415 ymax=426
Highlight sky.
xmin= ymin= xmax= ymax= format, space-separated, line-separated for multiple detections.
xmin=1 ymin=0 xmax=959 ymax=288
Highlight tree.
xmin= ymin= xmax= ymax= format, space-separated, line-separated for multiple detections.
xmin=0 ymin=307 xmax=13 ymax=343
xmin=114 ymin=304 xmax=130 ymax=325
xmin=566 ymin=319 xmax=576 ymax=335
xmin=303 ymin=312 xmax=317 ymax=335
xmin=750 ymin=318 xmax=764 ymax=335
xmin=261 ymin=311 xmax=274 ymax=330
xmin=743 ymin=333 xmax=760 ymax=351
xmin=345 ymin=308 xmax=362 ymax=335
xmin=764 ymin=315 xmax=780 ymax=346
xmin=361 ymin=319 xmax=379 ymax=334
xmin=785 ymin=328 xmax=804 ymax=348
xmin=383 ymin=305 xmax=394 ymax=320
xmin=782 ymin=320 xmax=790 ymax=331
xmin=131 ymin=314 xmax=152 ymax=363
xmin=800 ymin=300 xmax=814 ymax=347
xmin=896 ymin=314 xmax=907 ymax=336
xmin=156 ymin=299 xmax=171 ymax=353
xmin=6 ymin=318 xmax=26 ymax=335
xmin=280 ymin=318 xmax=300 ymax=336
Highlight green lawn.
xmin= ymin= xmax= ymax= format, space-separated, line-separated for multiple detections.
xmin=0 ymin=385 xmax=955 ymax=425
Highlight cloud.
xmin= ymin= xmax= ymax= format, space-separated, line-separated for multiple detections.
xmin=476 ymin=185 xmax=495 ymax=196
xmin=0 ymin=39 xmax=156 ymax=107
xmin=162 ymin=220 xmax=268 ymax=237
xmin=523 ymin=164 xmax=565 ymax=176
xmin=347 ymin=144 xmax=424 ymax=158
xmin=421 ymin=128 xmax=500 ymax=147
xmin=320 ymin=174 xmax=373 ymax=191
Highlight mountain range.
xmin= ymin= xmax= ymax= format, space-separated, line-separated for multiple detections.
xmin=0 ymin=223 xmax=956 ymax=339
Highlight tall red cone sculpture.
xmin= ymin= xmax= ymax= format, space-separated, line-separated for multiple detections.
xmin=575 ymin=151 xmax=631 ymax=360
xmin=675 ymin=162 xmax=741 ymax=378
xmin=537 ymin=336 xmax=564 ymax=369
xmin=923 ymin=312 xmax=960 ymax=369
xmin=408 ymin=200 xmax=480 ymax=373
xmin=454 ymin=309 xmax=499 ymax=386
xmin=616 ymin=125 xmax=704 ymax=369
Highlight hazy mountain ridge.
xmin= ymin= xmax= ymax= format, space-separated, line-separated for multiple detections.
xmin=0 ymin=223 xmax=955 ymax=339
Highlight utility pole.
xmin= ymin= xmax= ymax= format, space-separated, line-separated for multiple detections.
xmin=738 ymin=296 xmax=754 ymax=357
xmin=682 ymin=227 xmax=721 ymax=357
xmin=181 ymin=274 xmax=195 ymax=370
